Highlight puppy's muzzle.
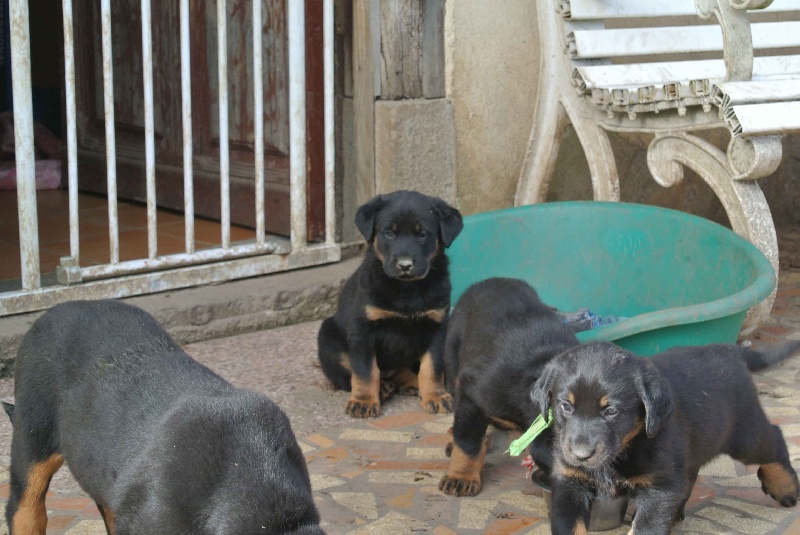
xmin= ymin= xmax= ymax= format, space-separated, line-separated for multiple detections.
xmin=396 ymin=257 xmax=414 ymax=274
xmin=566 ymin=434 xmax=604 ymax=466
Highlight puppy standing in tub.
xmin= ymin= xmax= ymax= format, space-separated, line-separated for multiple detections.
xmin=531 ymin=340 xmax=800 ymax=535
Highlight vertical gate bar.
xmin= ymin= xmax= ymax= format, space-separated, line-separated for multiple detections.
xmin=100 ymin=0 xmax=119 ymax=263
xmin=9 ymin=0 xmax=40 ymax=290
xmin=180 ymin=0 xmax=195 ymax=254
xmin=288 ymin=0 xmax=307 ymax=251
xmin=218 ymin=0 xmax=231 ymax=249
xmin=62 ymin=0 xmax=80 ymax=262
xmin=142 ymin=0 xmax=157 ymax=259
xmin=253 ymin=0 xmax=265 ymax=246
xmin=323 ymin=0 xmax=335 ymax=245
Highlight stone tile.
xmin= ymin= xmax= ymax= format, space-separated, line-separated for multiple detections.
xmin=416 ymin=434 xmax=452 ymax=447
xmin=367 ymin=471 xmax=443 ymax=485
xmin=306 ymin=446 xmax=351 ymax=463
xmin=457 ymin=498 xmax=499 ymax=530
xmin=681 ymin=515 xmax=726 ymax=534
xmin=309 ymin=473 xmax=347 ymax=491
xmin=306 ymin=433 xmax=336 ymax=449
xmin=484 ymin=515 xmax=540 ymax=535
xmin=365 ymin=460 xmax=449 ymax=471
xmin=421 ymin=420 xmax=453 ymax=434
xmin=339 ymin=429 xmax=413 ymax=443
xmin=63 ymin=520 xmax=107 ymax=535
xmin=432 ymin=526 xmax=460 ymax=535
xmin=48 ymin=514 xmax=78 ymax=530
xmin=497 ymin=491 xmax=548 ymax=516
xmin=46 ymin=497 xmax=94 ymax=510
xmin=782 ymin=517 xmax=800 ymax=534
xmin=699 ymin=456 xmax=738 ymax=478
xmin=330 ymin=492 xmax=379 ymax=520
xmin=712 ymin=497 xmax=793 ymax=523
xmin=384 ymin=486 xmax=415 ymax=509
xmin=519 ymin=523 xmax=552 ymax=535
xmin=407 ymin=447 xmax=449 ymax=460
xmin=348 ymin=511 xmax=430 ymax=534
xmin=368 ymin=411 xmax=438 ymax=430
xmin=715 ymin=473 xmax=761 ymax=487
xmin=695 ymin=506 xmax=777 ymax=534
xmin=297 ymin=440 xmax=316 ymax=454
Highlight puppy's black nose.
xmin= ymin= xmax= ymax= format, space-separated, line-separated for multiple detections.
xmin=396 ymin=258 xmax=414 ymax=272
xmin=570 ymin=443 xmax=596 ymax=461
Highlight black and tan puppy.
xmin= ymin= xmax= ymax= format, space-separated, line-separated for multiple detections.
xmin=318 ymin=190 xmax=463 ymax=418
xmin=439 ymin=278 xmax=579 ymax=496
xmin=6 ymin=300 xmax=323 ymax=535
xmin=531 ymin=340 xmax=800 ymax=535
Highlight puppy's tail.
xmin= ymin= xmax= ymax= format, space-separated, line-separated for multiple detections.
xmin=1 ymin=401 xmax=14 ymax=422
xmin=742 ymin=341 xmax=800 ymax=372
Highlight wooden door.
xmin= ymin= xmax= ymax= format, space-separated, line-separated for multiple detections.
xmin=73 ymin=0 xmax=325 ymax=241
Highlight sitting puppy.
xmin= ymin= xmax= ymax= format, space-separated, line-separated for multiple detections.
xmin=6 ymin=300 xmax=322 ymax=535
xmin=531 ymin=340 xmax=800 ymax=535
xmin=318 ymin=190 xmax=463 ymax=418
xmin=439 ymin=278 xmax=579 ymax=496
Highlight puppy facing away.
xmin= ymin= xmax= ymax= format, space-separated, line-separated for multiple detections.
xmin=318 ymin=190 xmax=463 ymax=418
xmin=531 ymin=340 xmax=800 ymax=535
xmin=439 ymin=278 xmax=579 ymax=496
xmin=6 ymin=300 xmax=323 ymax=535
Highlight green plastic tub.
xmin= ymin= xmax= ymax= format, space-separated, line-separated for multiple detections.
xmin=448 ymin=202 xmax=776 ymax=356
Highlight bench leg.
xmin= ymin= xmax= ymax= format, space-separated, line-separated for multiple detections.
xmin=647 ymin=131 xmax=780 ymax=332
xmin=516 ymin=0 xmax=619 ymax=205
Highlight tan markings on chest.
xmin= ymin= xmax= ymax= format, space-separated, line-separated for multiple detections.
xmin=364 ymin=305 xmax=447 ymax=323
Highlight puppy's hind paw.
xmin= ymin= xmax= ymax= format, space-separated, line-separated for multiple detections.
xmin=421 ymin=392 xmax=453 ymax=414
xmin=439 ymin=474 xmax=480 ymax=497
xmin=346 ymin=399 xmax=381 ymax=418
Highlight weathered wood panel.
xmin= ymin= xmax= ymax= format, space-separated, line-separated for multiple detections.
xmin=353 ymin=0 xmax=380 ymax=208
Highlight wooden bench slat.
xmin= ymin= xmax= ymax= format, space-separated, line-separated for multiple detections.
xmin=568 ymin=21 xmax=800 ymax=60
xmin=561 ymin=0 xmax=800 ymax=20
xmin=575 ymin=55 xmax=800 ymax=92
xmin=724 ymin=101 xmax=800 ymax=136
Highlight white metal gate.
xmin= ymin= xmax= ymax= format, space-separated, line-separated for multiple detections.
xmin=2 ymin=0 xmax=338 ymax=316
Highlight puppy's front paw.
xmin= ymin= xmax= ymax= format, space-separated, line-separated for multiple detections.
xmin=421 ymin=392 xmax=453 ymax=414
xmin=439 ymin=474 xmax=481 ymax=497
xmin=346 ymin=398 xmax=381 ymax=418
xmin=758 ymin=464 xmax=800 ymax=507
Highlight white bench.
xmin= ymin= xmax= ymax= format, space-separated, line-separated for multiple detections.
xmin=516 ymin=0 xmax=800 ymax=331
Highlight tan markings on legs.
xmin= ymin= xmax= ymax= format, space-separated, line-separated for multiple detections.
xmin=758 ymin=463 xmax=800 ymax=505
xmin=574 ymin=521 xmax=588 ymax=535
xmin=439 ymin=440 xmax=488 ymax=496
xmin=346 ymin=359 xmax=381 ymax=418
xmin=418 ymin=352 xmax=453 ymax=414
xmin=97 ymin=504 xmax=115 ymax=535
xmin=12 ymin=454 xmax=64 ymax=535
xmin=388 ymin=367 xmax=419 ymax=395
xmin=340 ymin=353 xmax=352 ymax=372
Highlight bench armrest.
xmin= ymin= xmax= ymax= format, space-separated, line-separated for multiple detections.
xmin=695 ymin=0 xmax=761 ymax=81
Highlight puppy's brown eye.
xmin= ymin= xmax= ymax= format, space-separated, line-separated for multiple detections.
xmin=559 ymin=401 xmax=573 ymax=414
xmin=604 ymin=406 xmax=618 ymax=417
xmin=382 ymin=229 xmax=395 ymax=240
xmin=418 ymin=230 xmax=429 ymax=239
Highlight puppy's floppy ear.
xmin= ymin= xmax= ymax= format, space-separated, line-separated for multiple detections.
xmin=530 ymin=362 xmax=558 ymax=417
xmin=355 ymin=195 xmax=386 ymax=241
xmin=635 ymin=360 xmax=674 ymax=438
xmin=432 ymin=199 xmax=463 ymax=248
